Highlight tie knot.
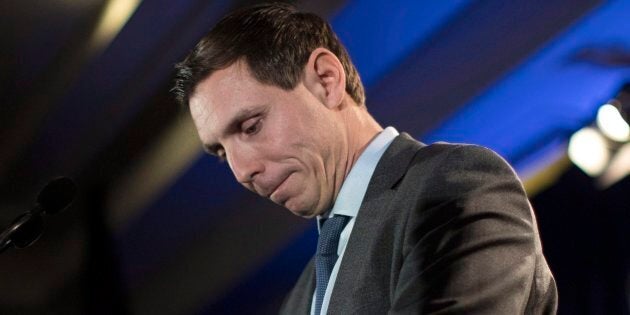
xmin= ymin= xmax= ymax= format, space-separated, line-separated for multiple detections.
xmin=317 ymin=215 xmax=350 ymax=256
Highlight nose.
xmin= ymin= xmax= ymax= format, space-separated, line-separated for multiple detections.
xmin=227 ymin=146 xmax=264 ymax=186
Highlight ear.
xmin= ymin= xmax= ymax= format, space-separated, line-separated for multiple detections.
xmin=302 ymin=47 xmax=346 ymax=109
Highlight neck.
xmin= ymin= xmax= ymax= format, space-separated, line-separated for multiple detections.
xmin=338 ymin=101 xmax=383 ymax=182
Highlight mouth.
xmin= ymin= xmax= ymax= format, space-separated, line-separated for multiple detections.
xmin=268 ymin=173 xmax=292 ymax=204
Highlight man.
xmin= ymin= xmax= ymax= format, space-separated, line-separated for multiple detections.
xmin=173 ymin=3 xmax=557 ymax=314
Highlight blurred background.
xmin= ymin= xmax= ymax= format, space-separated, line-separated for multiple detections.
xmin=1 ymin=0 xmax=629 ymax=314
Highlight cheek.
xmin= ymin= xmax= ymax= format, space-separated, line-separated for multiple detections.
xmin=265 ymin=105 xmax=336 ymax=169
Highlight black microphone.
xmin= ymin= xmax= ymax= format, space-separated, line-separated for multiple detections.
xmin=0 ymin=177 xmax=77 ymax=253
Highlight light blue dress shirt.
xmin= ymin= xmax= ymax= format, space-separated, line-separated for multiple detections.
xmin=311 ymin=127 xmax=399 ymax=315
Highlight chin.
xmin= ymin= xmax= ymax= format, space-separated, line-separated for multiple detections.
xmin=287 ymin=206 xmax=315 ymax=219
xmin=285 ymin=203 xmax=324 ymax=219
xmin=290 ymin=211 xmax=317 ymax=219
xmin=285 ymin=199 xmax=320 ymax=219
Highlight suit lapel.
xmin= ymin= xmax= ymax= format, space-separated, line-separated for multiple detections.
xmin=327 ymin=134 xmax=425 ymax=312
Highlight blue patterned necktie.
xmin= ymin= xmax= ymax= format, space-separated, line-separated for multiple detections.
xmin=314 ymin=215 xmax=350 ymax=315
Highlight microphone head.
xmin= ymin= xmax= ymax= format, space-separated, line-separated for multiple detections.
xmin=37 ymin=177 xmax=77 ymax=215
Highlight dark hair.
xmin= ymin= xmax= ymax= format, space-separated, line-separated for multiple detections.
xmin=172 ymin=3 xmax=365 ymax=107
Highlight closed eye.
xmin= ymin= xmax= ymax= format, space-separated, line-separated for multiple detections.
xmin=242 ymin=117 xmax=262 ymax=135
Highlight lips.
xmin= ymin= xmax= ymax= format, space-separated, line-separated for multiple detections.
xmin=267 ymin=173 xmax=292 ymax=204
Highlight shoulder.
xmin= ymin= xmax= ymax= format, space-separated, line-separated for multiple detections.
xmin=392 ymin=141 xmax=533 ymax=236
xmin=384 ymin=142 xmax=553 ymax=313
xmin=411 ymin=142 xmax=512 ymax=169
xmin=401 ymin=142 xmax=519 ymax=187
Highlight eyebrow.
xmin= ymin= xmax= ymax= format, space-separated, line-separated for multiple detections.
xmin=202 ymin=105 xmax=265 ymax=156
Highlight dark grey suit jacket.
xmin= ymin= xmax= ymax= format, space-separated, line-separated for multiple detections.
xmin=280 ymin=134 xmax=557 ymax=314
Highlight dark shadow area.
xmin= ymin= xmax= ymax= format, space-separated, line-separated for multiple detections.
xmin=533 ymin=166 xmax=630 ymax=315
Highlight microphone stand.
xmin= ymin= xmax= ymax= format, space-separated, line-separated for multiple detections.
xmin=0 ymin=212 xmax=39 ymax=254
xmin=0 ymin=178 xmax=75 ymax=255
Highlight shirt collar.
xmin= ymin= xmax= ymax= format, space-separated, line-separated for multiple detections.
xmin=317 ymin=127 xmax=399 ymax=231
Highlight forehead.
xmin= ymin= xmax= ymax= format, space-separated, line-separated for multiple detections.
xmin=190 ymin=62 xmax=248 ymax=119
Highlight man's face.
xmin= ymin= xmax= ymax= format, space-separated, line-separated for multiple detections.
xmin=189 ymin=62 xmax=345 ymax=218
